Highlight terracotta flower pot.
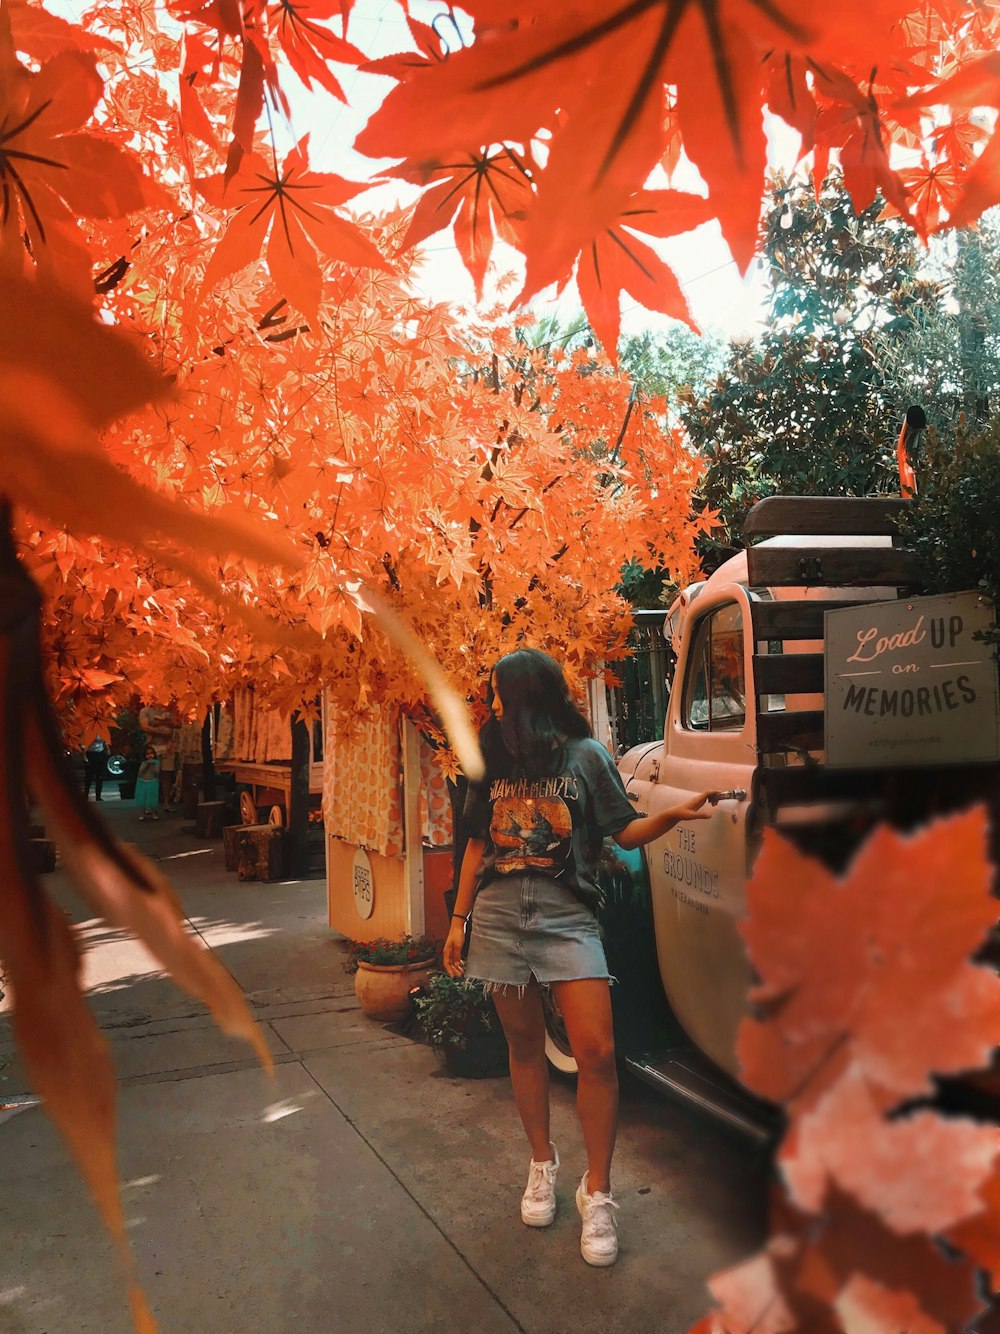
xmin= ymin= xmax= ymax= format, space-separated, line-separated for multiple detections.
xmin=354 ymin=958 xmax=436 ymax=1022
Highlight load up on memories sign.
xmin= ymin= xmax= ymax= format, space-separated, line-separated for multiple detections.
xmin=824 ymin=590 xmax=1000 ymax=768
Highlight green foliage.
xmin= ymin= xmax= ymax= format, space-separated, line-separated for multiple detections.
xmin=617 ymin=559 xmax=672 ymax=609
xmin=681 ymin=174 xmax=937 ymax=559
xmin=619 ymin=325 xmax=725 ymax=403
xmin=413 ymin=972 xmax=497 ymax=1051
xmin=616 ymin=325 xmax=725 ymax=606
xmin=896 ymin=420 xmax=1000 ymax=629
xmin=341 ymin=934 xmax=437 ymax=974
xmin=878 ymin=215 xmax=1000 ymax=434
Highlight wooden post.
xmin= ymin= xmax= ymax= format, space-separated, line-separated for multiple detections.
xmin=195 ymin=800 xmax=227 ymax=837
xmin=401 ymin=719 xmax=424 ymax=936
xmin=236 ymin=824 xmax=287 ymax=881
xmin=287 ymin=711 xmax=310 ymax=879
xmin=201 ymin=707 xmax=216 ymax=801
xmin=223 ymin=823 xmax=242 ymax=871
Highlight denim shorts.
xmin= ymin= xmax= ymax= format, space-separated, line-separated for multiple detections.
xmin=465 ymin=873 xmax=610 ymax=994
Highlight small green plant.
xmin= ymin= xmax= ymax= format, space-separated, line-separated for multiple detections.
xmin=413 ymin=973 xmax=498 ymax=1051
xmin=341 ymin=934 xmax=437 ymax=974
xmin=897 ymin=418 xmax=1000 ymax=643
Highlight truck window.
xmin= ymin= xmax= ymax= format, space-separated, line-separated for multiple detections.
xmin=682 ymin=603 xmax=746 ymax=731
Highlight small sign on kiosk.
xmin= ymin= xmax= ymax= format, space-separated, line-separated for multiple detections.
xmin=352 ymin=846 xmax=375 ymax=920
xmin=825 ymin=590 xmax=1000 ymax=767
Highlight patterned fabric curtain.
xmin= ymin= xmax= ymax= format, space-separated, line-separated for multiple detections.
xmin=323 ymin=704 xmax=404 ymax=858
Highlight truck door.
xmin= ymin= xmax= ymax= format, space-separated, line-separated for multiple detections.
xmin=637 ymin=588 xmax=757 ymax=1077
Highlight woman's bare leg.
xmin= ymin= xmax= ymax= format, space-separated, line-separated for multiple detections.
xmin=549 ymin=979 xmax=617 ymax=1193
xmin=491 ymin=982 xmax=552 ymax=1162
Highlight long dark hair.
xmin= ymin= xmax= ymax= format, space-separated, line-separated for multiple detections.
xmin=480 ymin=648 xmax=591 ymax=778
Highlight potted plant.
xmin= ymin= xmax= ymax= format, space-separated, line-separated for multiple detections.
xmin=342 ymin=934 xmax=437 ymax=1022
xmin=414 ymin=973 xmax=509 ymax=1078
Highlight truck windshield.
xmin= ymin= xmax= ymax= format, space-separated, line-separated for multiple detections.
xmin=682 ymin=603 xmax=746 ymax=731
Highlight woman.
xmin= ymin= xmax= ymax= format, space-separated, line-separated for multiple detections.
xmin=443 ymin=648 xmax=712 ymax=1267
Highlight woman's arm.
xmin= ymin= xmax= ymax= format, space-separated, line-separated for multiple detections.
xmin=443 ymin=837 xmax=485 ymax=977
xmin=613 ymin=792 xmax=713 ymax=850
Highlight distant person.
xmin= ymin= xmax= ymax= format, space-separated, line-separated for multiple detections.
xmin=140 ymin=703 xmax=179 ymax=812
xmin=443 ymin=648 xmax=712 ymax=1267
xmin=83 ymin=735 xmax=110 ymax=801
xmin=134 ymin=746 xmax=161 ymax=821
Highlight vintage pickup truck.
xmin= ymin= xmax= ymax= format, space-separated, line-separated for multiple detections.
xmin=543 ymin=494 xmax=1000 ymax=1137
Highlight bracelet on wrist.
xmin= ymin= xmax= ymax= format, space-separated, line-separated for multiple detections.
xmin=452 ymin=911 xmax=471 ymax=924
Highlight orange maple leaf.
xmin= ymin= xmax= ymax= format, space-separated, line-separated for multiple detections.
xmin=200 ymin=136 xmax=391 ymax=320
xmin=782 ymin=1060 xmax=997 ymax=1233
xmin=0 ymin=21 xmax=169 ymax=289
xmin=947 ymin=1157 xmax=1000 ymax=1294
xmin=737 ymin=810 xmax=1000 ymax=1111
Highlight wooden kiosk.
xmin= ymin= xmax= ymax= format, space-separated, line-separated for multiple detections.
xmin=324 ymin=708 xmax=454 ymax=944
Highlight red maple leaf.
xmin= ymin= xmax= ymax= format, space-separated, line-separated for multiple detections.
xmin=812 ymin=63 xmax=914 ymax=226
xmin=357 ymin=1 xmax=928 ymax=287
xmin=200 ymin=136 xmax=390 ymax=320
xmin=0 ymin=22 xmax=169 ymax=290
xmin=400 ymin=146 xmax=534 ymax=299
xmin=898 ymin=52 xmax=1000 ymax=228
xmin=930 ymin=113 xmax=990 ymax=173
xmin=892 ymin=155 xmax=962 ymax=232
xmin=179 ymin=31 xmax=227 ymax=151
xmin=563 ymin=189 xmax=711 ymax=359
xmin=268 ymin=0 xmax=365 ymax=100
xmin=5 ymin=0 xmax=122 ymax=61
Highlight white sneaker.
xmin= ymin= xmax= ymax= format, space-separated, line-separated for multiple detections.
xmin=576 ymin=1171 xmax=619 ymax=1266
xmin=520 ymin=1143 xmax=559 ymax=1227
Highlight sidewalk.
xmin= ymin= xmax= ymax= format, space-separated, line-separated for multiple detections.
xmin=0 ymin=797 xmax=766 ymax=1334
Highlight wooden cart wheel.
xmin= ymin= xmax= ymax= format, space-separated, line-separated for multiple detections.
xmin=267 ymin=804 xmax=285 ymax=827
xmin=240 ymin=789 xmax=257 ymax=825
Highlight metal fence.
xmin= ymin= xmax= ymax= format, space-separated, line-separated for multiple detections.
xmin=605 ymin=609 xmax=674 ymax=754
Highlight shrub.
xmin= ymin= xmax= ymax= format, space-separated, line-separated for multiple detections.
xmin=897 ymin=418 xmax=1000 ymax=643
xmin=413 ymin=973 xmax=498 ymax=1051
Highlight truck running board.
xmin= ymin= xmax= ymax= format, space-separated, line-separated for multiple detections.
xmin=625 ymin=1048 xmax=778 ymax=1145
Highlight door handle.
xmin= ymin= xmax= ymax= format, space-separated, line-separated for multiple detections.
xmin=708 ymin=788 xmax=747 ymax=804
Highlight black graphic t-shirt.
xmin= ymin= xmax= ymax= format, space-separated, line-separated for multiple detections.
xmin=462 ymin=737 xmax=639 ymax=912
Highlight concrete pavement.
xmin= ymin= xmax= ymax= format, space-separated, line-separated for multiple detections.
xmin=0 ymin=796 xmax=767 ymax=1334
